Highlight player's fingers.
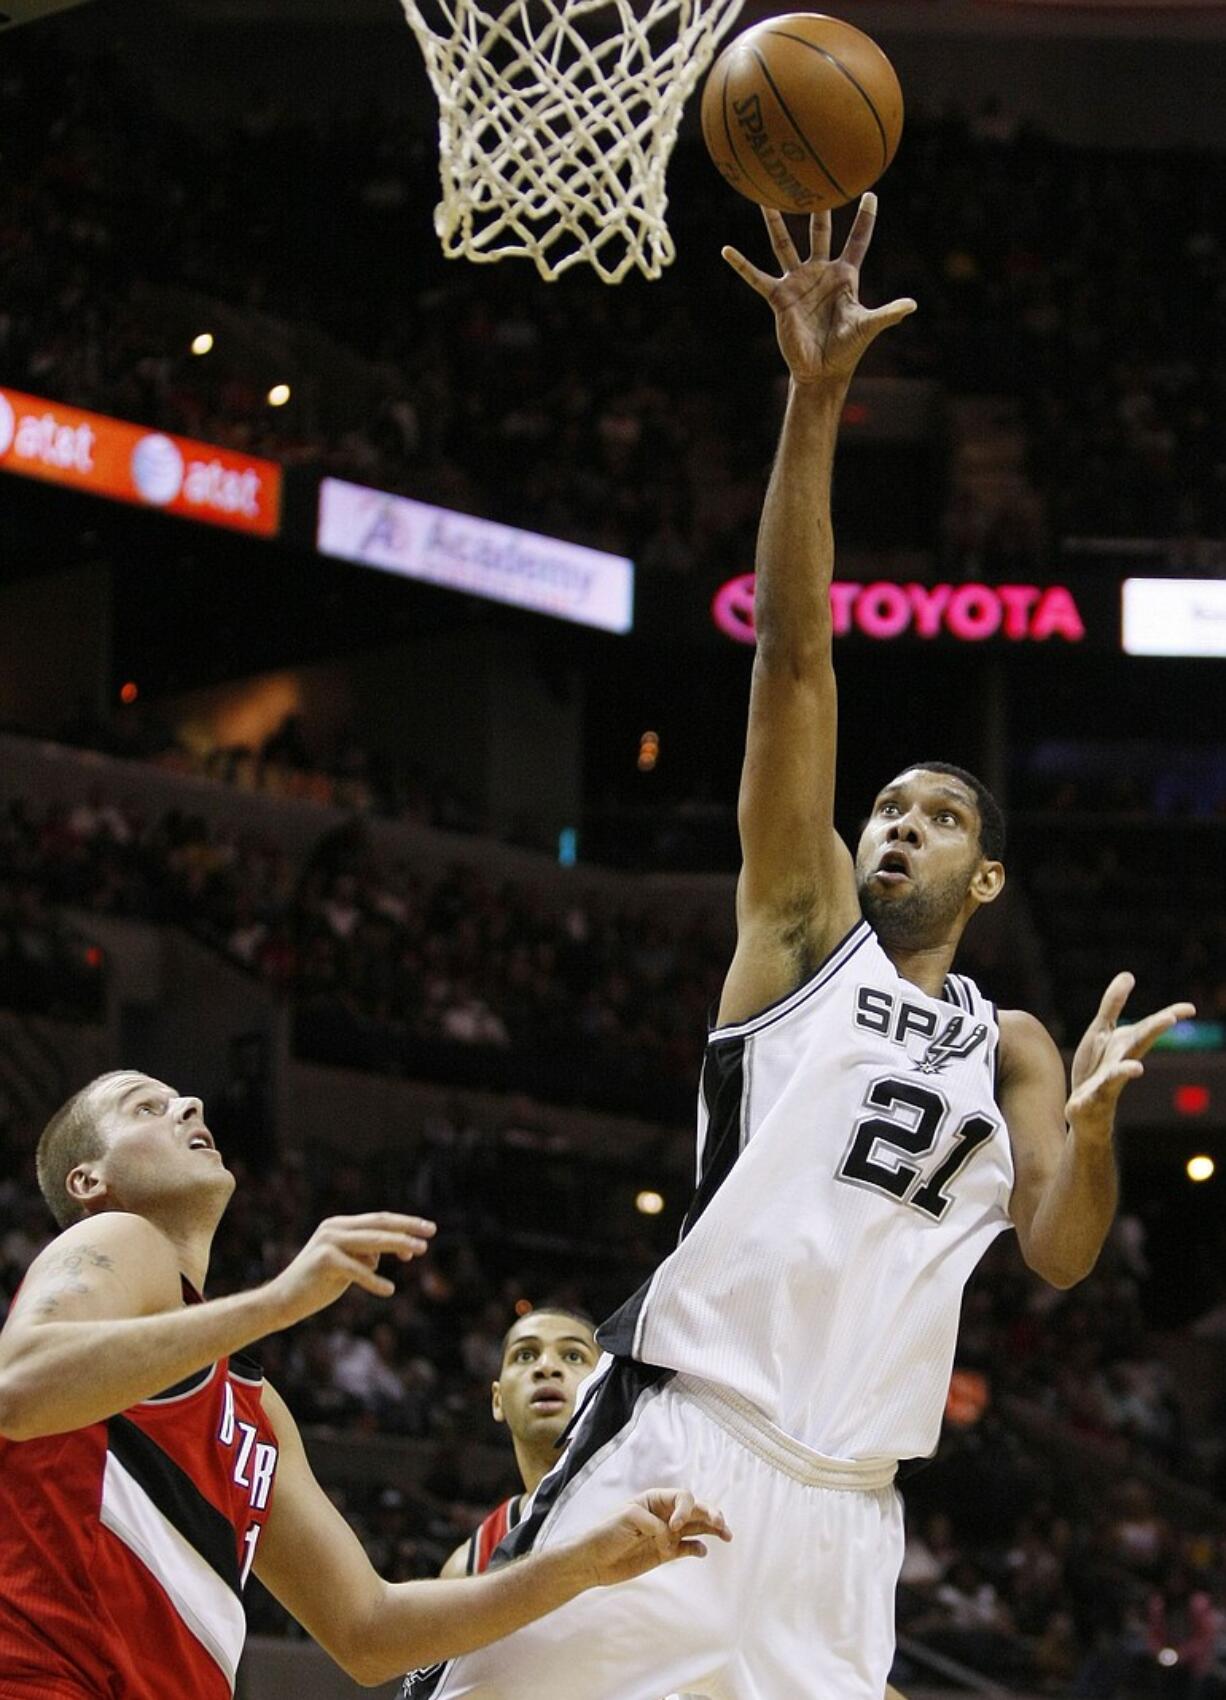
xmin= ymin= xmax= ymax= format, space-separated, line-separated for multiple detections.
xmin=1073 ymin=1060 xmax=1144 ymax=1108
xmin=670 ymin=1539 xmax=710 ymax=1560
xmin=809 ymin=208 xmax=832 ymax=262
xmin=331 ymin=1251 xmax=396 ymax=1298
xmin=840 ymin=190 xmax=878 ymax=270
xmin=1092 ymin=1060 xmax=1145 ymax=1092
xmin=325 ymin=1212 xmax=437 ymax=1238
xmin=762 ymin=207 xmax=802 ymax=273
xmin=1120 ymin=1003 xmax=1197 ymax=1059
xmin=861 ymin=297 xmax=918 ymax=338
xmin=333 ymin=1228 xmax=433 ymax=1259
xmin=675 ymin=1511 xmax=732 ymax=1541
xmin=1095 ymin=971 xmax=1135 ymax=1028
xmin=721 ymin=245 xmax=776 ymax=297
xmin=666 ymin=1491 xmax=694 ymax=1533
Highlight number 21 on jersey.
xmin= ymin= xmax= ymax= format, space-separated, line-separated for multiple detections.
xmin=837 ymin=1078 xmax=997 ymax=1220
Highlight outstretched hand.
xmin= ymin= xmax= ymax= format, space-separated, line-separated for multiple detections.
xmin=576 ymin=1490 xmax=732 ymax=1588
xmin=1067 ymin=972 xmax=1196 ymax=1138
xmin=722 ymin=194 xmax=916 ymax=385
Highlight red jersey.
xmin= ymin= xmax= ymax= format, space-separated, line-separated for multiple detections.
xmin=462 ymin=1494 xmax=525 ymax=1575
xmin=0 ymin=1284 xmax=279 ymax=1699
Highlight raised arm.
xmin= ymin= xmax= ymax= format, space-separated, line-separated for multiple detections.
xmin=716 ymin=197 xmax=916 ymax=1027
xmin=0 ymin=1209 xmax=433 ymax=1440
xmin=255 ymin=1383 xmax=730 ymax=1686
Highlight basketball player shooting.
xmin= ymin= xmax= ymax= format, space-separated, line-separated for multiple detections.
xmin=0 ymin=1072 xmax=728 ymax=1699
xmin=401 ymin=195 xmax=1195 ymax=1700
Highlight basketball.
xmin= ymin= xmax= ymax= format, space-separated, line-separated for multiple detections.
xmin=700 ymin=13 xmax=903 ymax=215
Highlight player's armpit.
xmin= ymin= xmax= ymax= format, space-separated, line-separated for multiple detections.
xmin=439 ymin=1539 xmax=470 ymax=1580
xmin=716 ymin=842 xmax=859 ymax=1029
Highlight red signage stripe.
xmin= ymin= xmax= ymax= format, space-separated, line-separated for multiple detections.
xmin=0 ymin=387 xmax=282 ymax=537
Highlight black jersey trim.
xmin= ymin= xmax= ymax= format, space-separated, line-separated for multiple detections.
xmin=106 ymin=1415 xmax=242 ymax=1596
xmin=142 ymin=1363 xmax=217 ymax=1404
xmin=597 ymin=1273 xmax=654 ymax=1359
xmin=684 ymin=1039 xmax=749 ymax=1236
xmin=709 ymin=920 xmax=871 ymax=1042
xmin=229 ymin=1352 xmax=265 ymax=1387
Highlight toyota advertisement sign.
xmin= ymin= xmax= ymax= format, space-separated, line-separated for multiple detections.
xmin=0 ymin=386 xmax=282 ymax=536
xmin=316 ymin=477 xmax=634 ymax=634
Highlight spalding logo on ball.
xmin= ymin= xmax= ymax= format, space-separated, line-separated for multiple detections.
xmin=701 ymin=12 xmax=903 ymax=213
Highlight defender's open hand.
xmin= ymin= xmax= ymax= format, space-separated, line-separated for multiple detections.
xmin=1067 ymin=972 xmax=1196 ymax=1138
xmin=722 ymin=194 xmax=916 ymax=385
xmin=575 ymin=1491 xmax=731 ymax=1588
xmin=268 ymin=1213 xmax=437 ymax=1328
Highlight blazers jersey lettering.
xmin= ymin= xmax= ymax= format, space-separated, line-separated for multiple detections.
xmin=0 ymin=1281 xmax=278 ymax=1699
xmin=601 ymin=921 xmax=1014 ymax=1463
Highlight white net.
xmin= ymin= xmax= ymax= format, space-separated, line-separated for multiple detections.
xmin=400 ymin=0 xmax=747 ymax=284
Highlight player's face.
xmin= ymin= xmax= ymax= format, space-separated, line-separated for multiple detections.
xmin=492 ymin=1314 xmax=599 ymax=1445
xmin=854 ymin=769 xmax=1001 ymax=948
xmin=73 ymin=1072 xmax=234 ymax=1217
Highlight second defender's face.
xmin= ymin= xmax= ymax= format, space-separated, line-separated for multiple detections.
xmin=492 ymin=1314 xmax=599 ymax=1444
xmin=854 ymin=769 xmax=986 ymax=943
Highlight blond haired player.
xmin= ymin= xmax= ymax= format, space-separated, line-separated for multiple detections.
xmin=0 ymin=1071 xmax=729 ymax=1699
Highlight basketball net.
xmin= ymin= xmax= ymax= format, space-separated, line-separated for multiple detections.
xmin=400 ymin=0 xmax=747 ymax=283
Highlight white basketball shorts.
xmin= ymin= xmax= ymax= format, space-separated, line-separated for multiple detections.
xmin=400 ymin=1358 xmax=904 ymax=1700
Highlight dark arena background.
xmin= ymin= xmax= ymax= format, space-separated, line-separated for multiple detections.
xmin=1 ymin=0 xmax=1225 ymax=1694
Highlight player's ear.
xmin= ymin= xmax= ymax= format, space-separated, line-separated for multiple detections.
xmin=491 ymin=1380 xmax=505 ymax=1424
xmin=66 ymin=1163 xmax=108 ymax=1212
xmin=970 ymin=859 xmax=1005 ymax=907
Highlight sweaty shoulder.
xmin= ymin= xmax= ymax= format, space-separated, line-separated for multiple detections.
xmin=12 ymin=1212 xmax=183 ymax=1326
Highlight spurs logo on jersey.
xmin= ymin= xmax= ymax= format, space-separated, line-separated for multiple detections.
xmin=600 ymin=921 xmax=1014 ymax=1463
xmin=916 ymin=1018 xmax=988 ymax=1075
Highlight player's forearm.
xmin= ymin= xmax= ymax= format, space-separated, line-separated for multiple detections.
xmin=355 ymin=1544 xmax=593 ymax=1683
xmin=1023 ymin=1124 xmax=1118 ymax=1289
xmin=753 ymin=377 xmax=848 ymax=660
xmin=0 ymin=1285 xmax=290 ymax=1440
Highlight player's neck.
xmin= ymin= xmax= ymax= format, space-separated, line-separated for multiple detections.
xmin=515 ymin=1438 xmax=554 ymax=1496
xmin=138 ymin=1209 xmax=217 ymax=1296
xmin=882 ymin=939 xmax=958 ymax=1001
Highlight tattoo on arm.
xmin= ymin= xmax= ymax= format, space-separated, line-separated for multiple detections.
xmin=27 ymin=1245 xmax=117 ymax=1321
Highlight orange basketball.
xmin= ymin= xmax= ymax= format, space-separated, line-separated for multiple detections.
xmin=700 ymin=13 xmax=903 ymax=214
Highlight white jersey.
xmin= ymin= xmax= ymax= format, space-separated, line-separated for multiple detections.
xmin=601 ymin=920 xmax=1015 ymax=1463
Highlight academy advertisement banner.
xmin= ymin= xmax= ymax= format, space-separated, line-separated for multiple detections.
xmin=317 ymin=477 xmax=635 ymax=634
